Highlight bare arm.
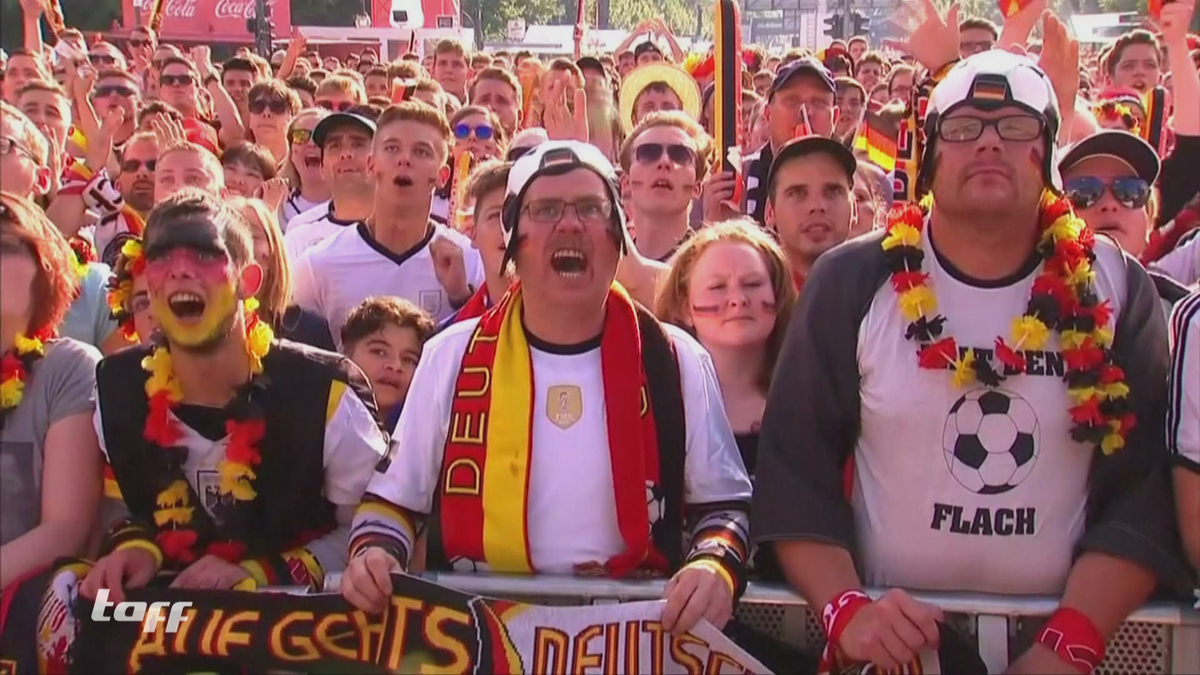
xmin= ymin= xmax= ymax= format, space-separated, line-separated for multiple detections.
xmin=1162 ymin=0 xmax=1198 ymax=136
xmin=774 ymin=540 xmax=863 ymax=611
xmin=19 ymin=0 xmax=44 ymax=56
xmin=1058 ymin=553 xmax=1158 ymax=638
xmin=193 ymin=46 xmax=245 ymax=146
xmin=1173 ymin=468 xmax=1200 ymax=571
xmin=276 ymin=33 xmax=306 ymax=81
xmin=0 ymin=412 xmax=101 ymax=589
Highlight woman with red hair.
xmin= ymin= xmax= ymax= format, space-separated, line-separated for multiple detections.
xmin=0 ymin=192 xmax=103 ymax=591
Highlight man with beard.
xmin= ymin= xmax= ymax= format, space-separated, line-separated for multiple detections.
xmin=765 ymin=135 xmax=857 ymax=288
xmin=79 ymin=189 xmax=386 ymax=600
xmin=753 ymin=50 xmax=1189 ymax=674
xmin=284 ymin=113 xmax=375 ymax=261
xmin=341 ymin=142 xmax=752 ymax=642
xmin=619 ymin=111 xmax=711 ymax=261
xmin=1105 ymin=30 xmax=1161 ymax=94
xmin=292 ymin=102 xmax=483 ymax=340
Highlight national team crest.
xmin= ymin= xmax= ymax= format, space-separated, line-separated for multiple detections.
xmin=546 ymin=385 xmax=582 ymax=430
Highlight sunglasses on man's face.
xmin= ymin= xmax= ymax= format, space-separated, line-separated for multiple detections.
xmin=317 ymin=100 xmax=353 ymax=112
xmin=129 ymin=38 xmax=150 ymax=48
xmin=249 ymin=98 xmax=290 ymax=115
xmin=1064 ymin=175 xmax=1151 ymax=210
xmin=160 ymin=74 xmax=195 ymax=88
xmin=89 ymin=53 xmax=117 ymax=66
xmin=454 ymin=123 xmax=494 ymax=141
xmin=633 ymin=142 xmax=696 ymax=166
xmin=93 ymin=84 xmax=136 ymax=99
xmin=121 ymin=158 xmax=156 ymax=173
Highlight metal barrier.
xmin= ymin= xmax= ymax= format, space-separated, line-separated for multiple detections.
xmin=280 ymin=573 xmax=1200 ymax=675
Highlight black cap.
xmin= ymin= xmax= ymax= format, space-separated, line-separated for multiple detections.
xmin=768 ymin=135 xmax=857 ymax=188
xmin=767 ymin=57 xmax=836 ymax=101
xmin=312 ymin=112 xmax=377 ymax=148
xmin=1058 ymin=130 xmax=1160 ymax=184
xmin=577 ymin=55 xmax=605 ymax=74
xmin=634 ymin=41 xmax=664 ymax=61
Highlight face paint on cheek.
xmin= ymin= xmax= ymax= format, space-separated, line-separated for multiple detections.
xmin=690 ymin=304 xmax=722 ymax=316
xmin=144 ymin=248 xmax=232 ymax=290
xmin=152 ymin=283 xmax=238 ymax=348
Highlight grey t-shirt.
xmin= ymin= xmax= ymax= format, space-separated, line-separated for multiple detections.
xmin=59 ymin=263 xmax=118 ymax=349
xmin=0 ymin=338 xmax=101 ymax=546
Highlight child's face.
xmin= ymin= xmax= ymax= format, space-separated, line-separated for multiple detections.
xmin=347 ymin=324 xmax=423 ymax=413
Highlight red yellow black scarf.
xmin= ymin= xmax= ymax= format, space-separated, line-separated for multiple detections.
xmin=439 ymin=283 xmax=667 ymax=576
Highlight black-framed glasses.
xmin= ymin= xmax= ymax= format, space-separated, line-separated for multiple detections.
xmin=93 ymin=84 xmax=136 ymax=99
xmin=506 ymin=145 xmax=534 ymax=162
xmin=121 ymin=158 xmax=156 ymax=173
xmin=289 ymin=128 xmax=314 ymax=145
xmin=938 ymin=115 xmax=1044 ymax=142
xmin=0 ymin=137 xmax=35 ymax=161
xmin=454 ymin=122 xmax=494 ymax=141
xmin=89 ymin=53 xmax=117 ymax=66
xmin=160 ymin=74 xmax=195 ymax=88
xmin=633 ymin=142 xmax=696 ymax=166
xmin=249 ymin=98 xmax=290 ymax=115
xmin=1064 ymin=176 xmax=1151 ymax=210
xmin=317 ymin=99 xmax=353 ymax=112
xmin=524 ymin=198 xmax=613 ymax=225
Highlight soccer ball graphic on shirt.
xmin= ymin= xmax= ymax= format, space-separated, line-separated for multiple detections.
xmin=646 ymin=481 xmax=665 ymax=528
xmin=942 ymin=389 xmax=1040 ymax=495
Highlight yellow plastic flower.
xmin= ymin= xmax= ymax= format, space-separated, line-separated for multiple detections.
xmin=1059 ymin=330 xmax=1089 ymax=351
xmin=142 ymin=348 xmax=182 ymax=401
xmin=154 ymin=506 xmax=194 ymax=526
xmin=1066 ymin=260 xmax=1095 ymax=287
xmin=244 ymin=297 xmax=260 ymax=314
xmin=155 ymin=480 xmax=190 ymax=508
xmin=13 ymin=333 xmax=45 ymax=355
xmin=219 ymin=461 xmax=258 ymax=501
xmin=1101 ymin=381 xmax=1130 ymax=400
xmin=1045 ymin=214 xmax=1083 ymax=243
xmin=1092 ymin=326 xmax=1113 ymax=348
xmin=882 ymin=223 xmax=921 ymax=251
xmin=1101 ymin=431 xmax=1125 ymax=455
xmin=246 ymin=323 xmax=274 ymax=374
xmin=0 ymin=377 xmax=24 ymax=408
xmin=919 ymin=193 xmax=934 ymax=211
xmin=1011 ymin=316 xmax=1050 ymax=351
xmin=953 ymin=349 xmax=977 ymax=388
xmin=120 ymin=238 xmax=143 ymax=260
xmin=1068 ymin=386 xmax=1100 ymax=404
xmin=108 ymin=280 xmax=132 ymax=314
xmin=898 ymin=286 xmax=936 ymax=321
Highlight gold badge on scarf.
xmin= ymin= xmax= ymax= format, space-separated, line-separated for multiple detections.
xmin=547 ymin=385 xmax=583 ymax=430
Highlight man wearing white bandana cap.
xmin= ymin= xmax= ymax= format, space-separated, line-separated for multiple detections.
xmin=342 ymin=141 xmax=753 ymax=638
xmin=754 ymin=46 xmax=1190 ymax=675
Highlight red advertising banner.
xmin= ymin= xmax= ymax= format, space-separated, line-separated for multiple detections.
xmin=371 ymin=0 xmax=460 ymax=29
xmin=124 ymin=0 xmax=292 ymax=42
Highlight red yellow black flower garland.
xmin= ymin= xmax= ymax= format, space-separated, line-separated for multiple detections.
xmin=1093 ymin=101 xmax=1142 ymax=136
xmin=145 ymin=298 xmax=274 ymax=563
xmin=107 ymin=238 xmax=148 ymax=341
xmin=882 ymin=190 xmax=1133 ymax=455
xmin=1 ymin=329 xmax=53 ymax=415
xmin=68 ymin=236 xmax=96 ymax=282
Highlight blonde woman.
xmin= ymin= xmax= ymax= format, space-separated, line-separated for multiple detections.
xmin=229 ymin=197 xmax=335 ymax=351
xmin=280 ymin=108 xmax=332 ymax=227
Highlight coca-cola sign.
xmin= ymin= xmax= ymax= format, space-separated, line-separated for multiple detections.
xmin=124 ymin=0 xmax=291 ymax=41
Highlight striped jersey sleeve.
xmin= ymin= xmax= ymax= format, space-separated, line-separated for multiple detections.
xmin=1168 ymin=289 xmax=1200 ymax=471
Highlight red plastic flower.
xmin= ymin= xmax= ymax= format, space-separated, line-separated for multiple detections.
xmin=224 ymin=418 xmax=266 ymax=466
xmin=1064 ymin=344 xmax=1105 ymax=372
xmin=994 ymin=338 xmax=1027 ymax=373
xmin=206 ymin=540 xmax=247 ymax=563
xmin=144 ymin=393 xmax=183 ymax=446
xmin=889 ymin=271 xmax=929 ymax=293
xmin=1069 ymin=398 xmax=1104 ymax=426
xmin=157 ymin=529 xmax=198 ymax=563
xmin=918 ymin=338 xmax=958 ymax=370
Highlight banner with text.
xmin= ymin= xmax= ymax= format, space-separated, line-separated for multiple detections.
xmin=123 ymin=0 xmax=292 ymax=42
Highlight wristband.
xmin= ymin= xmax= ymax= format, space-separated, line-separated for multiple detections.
xmin=1036 ymin=607 xmax=1106 ymax=674
xmin=822 ymin=589 xmax=872 ymax=648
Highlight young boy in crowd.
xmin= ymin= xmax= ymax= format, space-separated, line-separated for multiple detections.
xmin=340 ymin=296 xmax=435 ymax=429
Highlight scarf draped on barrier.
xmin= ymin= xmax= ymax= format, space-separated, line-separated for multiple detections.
xmin=439 ymin=283 xmax=669 ymax=577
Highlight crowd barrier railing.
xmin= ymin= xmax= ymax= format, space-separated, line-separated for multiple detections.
xmin=257 ymin=573 xmax=1200 ymax=675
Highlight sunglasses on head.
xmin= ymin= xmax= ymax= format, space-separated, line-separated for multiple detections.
xmin=160 ymin=74 xmax=194 ymax=87
xmin=633 ymin=142 xmax=696 ymax=165
xmin=121 ymin=158 xmax=156 ymax=173
xmin=1064 ymin=176 xmax=1151 ymax=210
xmin=289 ymin=128 xmax=314 ymax=144
xmin=93 ymin=84 xmax=136 ymax=98
xmin=454 ymin=122 xmax=494 ymax=141
xmin=249 ymin=98 xmax=290 ymax=115
xmin=317 ymin=100 xmax=353 ymax=112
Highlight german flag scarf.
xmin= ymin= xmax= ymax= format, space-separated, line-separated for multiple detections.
xmin=439 ymin=282 xmax=667 ymax=576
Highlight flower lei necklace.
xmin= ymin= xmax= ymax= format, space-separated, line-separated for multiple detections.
xmin=882 ymin=190 xmax=1134 ymax=455
xmin=1 ymin=329 xmax=54 ymax=416
xmin=107 ymin=238 xmax=148 ymax=342
xmin=145 ymin=297 xmax=275 ymax=563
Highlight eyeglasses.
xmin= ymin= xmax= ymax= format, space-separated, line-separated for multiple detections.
xmin=633 ymin=142 xmax=696 ymax=166
xmin=249 ymin=98 xmax=290 ymax=115
xmin=454 ymin=122 xmax=494 ymax=141
xmin=773 ymin=96 xmax=832 ymax=113
xmin=93 ymin=84 xmax=136 ymax=99
xmin=506 ymin=146 xmax=534 ymax=162
xmin=89 ymin=53 xmax=117 ymax=66
xmin=1064 ymin=176 xmax=1151 ymax=210
xmin=0 ymin=137 xmax=35 ymax=161
xmin=317 ymin=99 xmax=354 ymax=112
xmin=523 ymin=198 xmax=613 ymax=225
xmin=121 ymin=158 xmax=156 ymax=173
xmin=938 ymin=115 xmax=1044 ymax=142
xmin=160 ymin=74 xmax=195 ymax=88
xmin=289 ymin=128 xmax=314 ymax=145
xmin=129 ymin=38 xmax=150 ymax=48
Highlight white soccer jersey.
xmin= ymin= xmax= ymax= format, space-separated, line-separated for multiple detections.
xmin=1169 ymin=290 xmax=1200 ymax=469
xmin=365 ymin=318 xmax=752 ymax=575
xmin=281 ymin=190 xmax=324 ymax=232
xmin=291 ymin=222 xmax=484 ymax=345
xmin=282 ymin=201 xmax=348 ymax=262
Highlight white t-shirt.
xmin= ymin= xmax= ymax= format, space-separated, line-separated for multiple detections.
xmin=291 ymin=222 xmax=484 ymax=345
xmin=282 ymin=201 xmax=349 ymax=262
xmin=1152 ymin=229 xmax=1200 ymax=288
xmin=281 ymin=190 xmax=325 ymax=233
xmin=850 ymin=230 xmax=1129 ymax=594
xmin=1168 ymin=290 xmax=1200 ymax=469
xmin=365 ymin=317 xmax=752 ymax=575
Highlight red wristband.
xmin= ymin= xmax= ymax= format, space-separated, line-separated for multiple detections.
xmin=1036 ymin=607 xmax=1106 ymax=674
xmin=822 ymin=589 xmax=872 ymax=647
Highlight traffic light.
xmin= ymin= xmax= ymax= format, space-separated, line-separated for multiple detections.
xmin=252 ymin=0 xmax=272 ymax=57
xmin=824 ymin=13 xmax=844 ymax=40
xmin=852 ymin=11 xmax=869 ymax=36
